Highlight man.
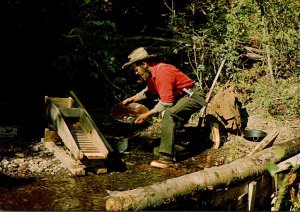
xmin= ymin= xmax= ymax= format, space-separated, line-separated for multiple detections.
xmin=122 ymin=47 xmax=206 ymax=168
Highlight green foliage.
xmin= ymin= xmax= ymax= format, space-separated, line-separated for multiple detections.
xmin=161 ymin=0 xmax=299 ymax=91
xmin=26 ymin=0 xmax=299 ymax=104
xmin=265 ymin=162 xmax=279 ymax=177
xmin=265 ymin=149 xmax=285 ymax=177
xmin=242 ymin=76 xmax=300 ymax=118
xmin=275 ymin=148 xmax=286 ymax=159
xmin=261 ymin=0 xmax=300 ymax=78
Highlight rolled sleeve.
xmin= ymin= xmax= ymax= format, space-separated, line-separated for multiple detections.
xmin=136 ymin=88 xmax=148 ymax=100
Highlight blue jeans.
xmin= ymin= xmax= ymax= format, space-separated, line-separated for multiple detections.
xmin=159 ymin=91 xmax=205 ymax=157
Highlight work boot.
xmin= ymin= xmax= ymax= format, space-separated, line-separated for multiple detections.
xmin=212 ymin=139 xmax=220 ymax=150
xmin=150 ymin=154 xmax=174 ymax=169
xmin=211 ymin=122 xmax=220 ymax=149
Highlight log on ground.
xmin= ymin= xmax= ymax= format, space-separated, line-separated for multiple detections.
xmin=105 ymin=137 xmax=300 ymax=211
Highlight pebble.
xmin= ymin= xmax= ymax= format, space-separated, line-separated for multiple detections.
xmin=0 ymin=141 xmax=68 ymax=178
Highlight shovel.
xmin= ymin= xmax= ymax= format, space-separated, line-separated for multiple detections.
xmin=198 ymin=59 xmax=226 ymax=126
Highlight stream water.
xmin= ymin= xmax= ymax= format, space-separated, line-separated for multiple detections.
xmin=0 ymin=109 xmax=230 ymax=210
xmin=0 ymin=144 xmax=186 ymax=211
xmin=0 ymin=174 xmax=124 ymax=210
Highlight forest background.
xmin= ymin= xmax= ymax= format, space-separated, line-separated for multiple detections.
xmin=3 ymin=0 xmax=299 ymax=135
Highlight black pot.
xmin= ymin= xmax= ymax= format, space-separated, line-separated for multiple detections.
xmin=242 ymin=129 xmax=267 ymax=142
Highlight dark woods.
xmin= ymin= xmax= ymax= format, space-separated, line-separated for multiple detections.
xmin=2 ymin=0 xmax=299 ymax=137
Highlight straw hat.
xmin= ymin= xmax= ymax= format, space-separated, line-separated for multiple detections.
xmin=122 ymin=47 xmax=157 ymax=69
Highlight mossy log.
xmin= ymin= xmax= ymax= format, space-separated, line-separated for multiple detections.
xmin=105 ymin=137 xmax=300 ymax=211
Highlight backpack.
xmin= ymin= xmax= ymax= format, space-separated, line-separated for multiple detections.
xmin=204 ymin=85 xmax=242 ymax=133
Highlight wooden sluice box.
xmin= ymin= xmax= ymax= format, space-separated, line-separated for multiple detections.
xmin=44 ymin=91 xmax=114 ymax=176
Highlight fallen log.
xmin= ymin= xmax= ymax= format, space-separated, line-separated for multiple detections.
xmin=276 ymin=153 xmax=300 ymax=173
xmin=105 ymin=137 xmax=300 ymax=211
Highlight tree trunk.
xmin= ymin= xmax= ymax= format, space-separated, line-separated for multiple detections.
xmin=262 ymin=16 xmax=275 ymax=85
xmin=105 ymin=137 xmax=300 ymax=211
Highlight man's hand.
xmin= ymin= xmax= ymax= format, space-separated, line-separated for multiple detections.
xmin=122 ymin=95 xmax=141 ymax=105
xmin=135 ymin=108 xmax=158 ymax=124
xmin=122 ymin=97 xmax=133 ymax=106
xmin=135 ymin=113 xmax=149 ymax=124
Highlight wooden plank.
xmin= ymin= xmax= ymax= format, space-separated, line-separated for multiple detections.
xmin=79 ymin=146 xmax=97 ymax=149
xmin=59 ymin=108 xmax=83 ymax=117
xmin=68 ymin=97 xmax=73 ymax=108
xmin=79 ymin=114 xmax=109 ymax=158
xmin=46 ymin=100 xmax=84 ymax=160
xmin=275 ymin=153 xmax=300 ymax=173
xmin=44 ymin=140 xmax=86 ymax=175
xmin=42 ymin=131 xmax=86 ymax=176
xmin=246 ymin=130 xmax=279 ymax=157
xmin=65 ymin=109 xmax=109 ymax=159
xmin=47 ymin=97 xmax=71 ymax=108
xmin=96 ymin=167 xmax=108 ymax=174
xmin=248 ymin=181 xmax=257 ymax=211
xmin=46 ymin=93 xmax=113 ymax=161
xmin=43 ymin=129 xmax=108 ymax=174
xmin=84 ymin=152 xmax=106 ymax=159
xmin=70 ymin=90 xmax=114 ymax=153
xmin=79 ymin=147 xmax=98 ymax=150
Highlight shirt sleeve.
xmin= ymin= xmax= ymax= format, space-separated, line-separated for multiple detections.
xmin=136 ymin=88 xmax=148 ymax=100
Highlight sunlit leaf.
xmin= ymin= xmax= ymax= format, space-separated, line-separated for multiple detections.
xmin=265 ymin=163 xmax=279 ymax=177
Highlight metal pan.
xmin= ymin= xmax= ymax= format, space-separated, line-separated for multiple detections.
xmin=110 ymin=102 xmax=149 ymax=124
xmin=242 ymin=129 xmax=267 ymax=142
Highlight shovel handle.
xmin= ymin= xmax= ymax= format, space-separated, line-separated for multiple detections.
xmin=205 ymin=59 xmax=226 ymax=103
xmin=199 ymin=59 xmax=226 ymax=118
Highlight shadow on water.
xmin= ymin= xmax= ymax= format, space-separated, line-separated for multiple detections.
xmin=0 ymin=173 xmax=36 ymax=188
xmin=0 ymin=174 xmax=111 ymax=210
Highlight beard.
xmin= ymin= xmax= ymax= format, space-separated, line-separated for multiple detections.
xmin=138 ymin=67 xmax=151 ymax=84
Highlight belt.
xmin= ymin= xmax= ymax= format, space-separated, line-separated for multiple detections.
xmin=183 ymin=87 xmax=206 ymax=106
